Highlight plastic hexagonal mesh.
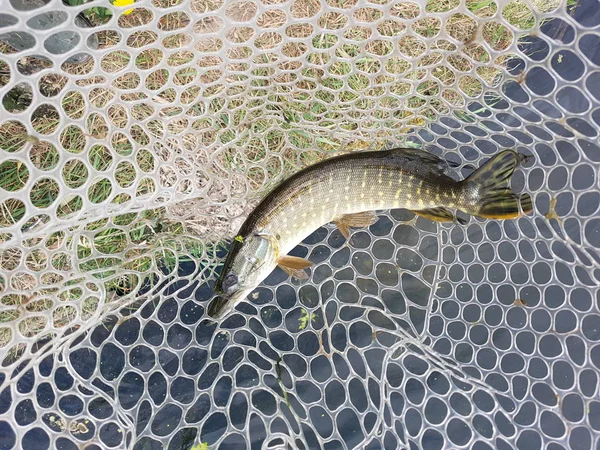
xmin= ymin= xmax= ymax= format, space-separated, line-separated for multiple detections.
xmin=0 ymin=0 xmax=599 ymax=449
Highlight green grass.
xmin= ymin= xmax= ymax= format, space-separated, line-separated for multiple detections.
xmin=502 ymin=0 xmax=536 ymax=29
xmin=89 ymin=145 xmax=114 ymax=171
xmin=0 ymin=202 xmax=223 ymax=355
xmin=30 ymin=141 xmax=60 ymax=171
xmin=0 ymin=0 xmax=568 ymax=360
xmin=62 ymin=91 xmax=86 ymax=119
xmin=298 ymin=309 xmax=318 ymax=330
xmin=30 ymin=178 xmax=60 ymax=209
xmin=191 ymin=443 xmax=210 ymax=450
xmin=60 ymin=125 xmax=87 ymax=154
xmin=2 ymin=83 xmax=33 ymax=113
xmin=466 ymin=0 xmax=498 ymax=16
xmin=0 ymin=120 xmax=28 ymax=153
xmin=0 ymin=160 xmax=29 ymax=191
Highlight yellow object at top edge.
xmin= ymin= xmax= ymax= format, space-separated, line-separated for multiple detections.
xmin=112 ymin=0 xmax=134 ymax=15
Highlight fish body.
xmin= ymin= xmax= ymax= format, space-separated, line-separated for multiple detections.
xmin=245 ymin=149 xmax=459 ymax=255
xmin=210 ymin=148 xmax=532 ymax=318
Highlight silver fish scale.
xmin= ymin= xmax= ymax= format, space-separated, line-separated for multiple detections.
xmin=0 ymin=1 xmax=599 ymax=450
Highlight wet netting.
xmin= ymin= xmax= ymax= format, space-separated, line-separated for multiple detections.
xmin=1 ymin=0 xmax=599 ymax=448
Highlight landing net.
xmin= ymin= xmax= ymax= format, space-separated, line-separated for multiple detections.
xmin=0 ymin=0 xmax=599 ymax=449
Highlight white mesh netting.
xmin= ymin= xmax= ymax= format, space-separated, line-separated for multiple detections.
xmin=1 ymin=0 xmax=599 ymax=448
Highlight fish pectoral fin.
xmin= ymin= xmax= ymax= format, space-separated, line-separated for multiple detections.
xmin=413 ymin=207 xmax=467 ymax=225
xmin=277 ymin=256 xmax=312 ymax=280
xmin=333 ymin=221 xmax=351 ymax=240
xmin=278 ymin=255 xmax=313 ymax=269
xmin=334 ymin=212 xmax=379 ymax=239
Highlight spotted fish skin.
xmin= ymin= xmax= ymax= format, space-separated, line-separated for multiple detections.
xmin=212 ymin=148 xmax=531 ymax=317
xmin=256 ymin=150 xmax=448 ymax=253
xmin=240 ymin=148 xmax=527 ymax=254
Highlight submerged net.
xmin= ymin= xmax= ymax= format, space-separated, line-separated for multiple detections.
xmin=0 ymin=0 xmax=599 ymax=448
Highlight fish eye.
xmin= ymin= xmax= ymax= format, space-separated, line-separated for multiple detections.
xmin=223 ymin=273 xmax=238 ymax=289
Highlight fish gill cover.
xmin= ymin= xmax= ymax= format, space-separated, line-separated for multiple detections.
xmin=0 ymin=0 xmax=599 ymax=449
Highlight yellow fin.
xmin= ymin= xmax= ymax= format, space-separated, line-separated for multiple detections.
xmin=413 ymin=207 xmax=467 ymax=225
xmin=334 ymin=212 xmax=378 ymax=239
xmin=277 ymin=256 xmax=312 ymax=280
xmin=460 ymin=151 xmax=533 ymax=221
xmin=478 ymin=193 xmax=532 ymax=220
xmin=334 ymin=221 xmax=351 ymax=240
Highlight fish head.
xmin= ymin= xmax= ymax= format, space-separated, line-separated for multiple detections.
xmin=209 ymin=232 xmax=279 ymax=319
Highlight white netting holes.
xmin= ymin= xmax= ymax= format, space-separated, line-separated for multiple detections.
xmin=1 ymin=0 xmax=600 ymax=448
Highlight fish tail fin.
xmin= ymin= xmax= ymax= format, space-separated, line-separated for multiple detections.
xmin=461 ymin=150 xmax=533 ymax=220
xmin=477 ymin=192 xmax=533 ymax=220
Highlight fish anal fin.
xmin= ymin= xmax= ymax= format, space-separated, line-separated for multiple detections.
xmin=277 ymin=255 xmax=312 ymax=280
xmin=334 ymin=212 xmax=378 ymax=239
xmin=343 ymin=211 xmax=379 ymax=227
xmin=413 ymin=207 xmax=467 ymax=225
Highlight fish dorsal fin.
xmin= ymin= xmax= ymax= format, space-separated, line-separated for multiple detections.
xmin=389 ymin=148 xmax=459 ymax=176
xmin=334 ymin=212 xmax=378 ymax=239
xmin=277 ymin=256 xmax=312 ymax=280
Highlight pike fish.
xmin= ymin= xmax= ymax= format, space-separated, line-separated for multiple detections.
xmin=209 ymin=148 xmax=532 ymax=318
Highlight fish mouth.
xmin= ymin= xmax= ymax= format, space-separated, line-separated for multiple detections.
xmin=207 ymin=295 xmax=232 ymax=319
